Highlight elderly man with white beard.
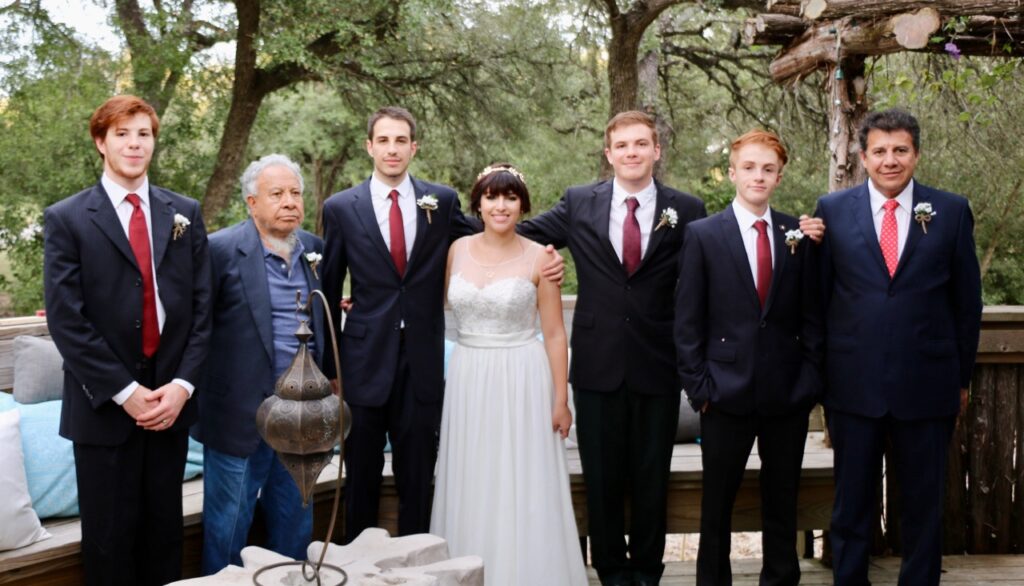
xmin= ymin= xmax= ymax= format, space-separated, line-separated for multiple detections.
xmin=190 ymin=154 xmax=328 ymax=574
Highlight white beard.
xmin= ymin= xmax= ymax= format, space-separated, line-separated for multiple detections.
xmin=263 ymin=232 xmax=298 ymax=260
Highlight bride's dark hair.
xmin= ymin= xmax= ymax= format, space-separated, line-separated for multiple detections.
xmin=469 ymin=163 xmax=532 ymax=216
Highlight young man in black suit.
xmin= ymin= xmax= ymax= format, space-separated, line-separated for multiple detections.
xmin=43 ymin=95 xmax=212 ymax=585
xmin=518 ymin=111 xmax=705 ymax=586
xmin=675 ymin=130 xmax=824 ymax=586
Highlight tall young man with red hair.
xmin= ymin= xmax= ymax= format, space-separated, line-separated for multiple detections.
xmin=676 ymin=130 xmax=824 ymax=586
xmin=44 ymin=95 xmax=212 ymax=585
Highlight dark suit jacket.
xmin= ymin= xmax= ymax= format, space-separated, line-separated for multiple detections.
xmin=44 ymin=182 xmax=212 ymax=446
xmin=190 ymin=220 xmax=326 ymax=457
xmin=675 ymin=206 xmax=823 ymax=415
xmin=518 ymin=179 xmax=706 ymax=395
xmin=321 ymin=176 xmax=475 ymax=407
xmin=815 ymin=181 xmax=982 ymax=420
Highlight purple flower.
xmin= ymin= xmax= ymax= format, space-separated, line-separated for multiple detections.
xmin=944 ymin=41 xmax=962 ymax=60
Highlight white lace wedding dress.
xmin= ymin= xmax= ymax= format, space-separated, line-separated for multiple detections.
xmin=430 ymin=236 xmax=587 ymax=586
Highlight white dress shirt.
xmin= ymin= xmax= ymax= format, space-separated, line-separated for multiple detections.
xmin=732 ymin=199 xmax=775 ymax=285
xmin=609 ymin=179 xmax=657 ymax=262
xmin=868 ymin=178 xmax=913 ymax=259
xmin=102 ymin=174 xmax=193 ymax=404
xmin=370 ymin=173 xmax=417 ymax=260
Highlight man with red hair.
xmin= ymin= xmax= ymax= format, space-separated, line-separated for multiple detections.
xmin=44 ymin=95 xmax=212 ymax=585
xmin=676 ymin=129 xmax=824 ymax=586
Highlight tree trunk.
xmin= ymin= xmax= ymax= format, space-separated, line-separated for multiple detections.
xmin=826 ymin=56 xmax=867 ymax=193
xmin=602 ymin=16 xmax=644 ymax=179
xmin=201 ymin=0 xmax=265 ymax=225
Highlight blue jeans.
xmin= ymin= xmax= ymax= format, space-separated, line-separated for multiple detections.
xmin=201 ymin=441 xmax=313 ymax=575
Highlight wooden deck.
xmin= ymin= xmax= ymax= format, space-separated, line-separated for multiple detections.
xmin=588 ymin=555 xmax=1024 ymax=585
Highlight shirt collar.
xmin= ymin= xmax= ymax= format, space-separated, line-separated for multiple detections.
xmin=868 ymin=178 xmax=915 ymax=214
xmin=370 ymin=173 xmax=414 ymax=202
xmin=731 ymin=199 xmax=772 ymax=230
xmin=611 ymin=179 xmax=656 ymax=208
xmin=103 ymin=173 xmax=150 ymax=209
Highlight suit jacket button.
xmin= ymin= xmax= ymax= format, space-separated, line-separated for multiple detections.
xmin=400 ymin=286 xmax=406 ymax=293
xmin=625 ymin=317 xmax=630 ymax=323
xmin=760 ymin=320 xmax=767 ymax=328
xmin=888 ymin=290 xmax=896 ymax=297
xmin=135 ymin=278 xmax=141 ymax=287
xmin=135 ymin=320 xmax=141 ymax=328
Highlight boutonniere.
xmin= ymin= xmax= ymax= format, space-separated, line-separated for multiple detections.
xmin=655 ymin=207 xmax=678 ymax=231
xmin=913 ymin=202 xmax=937 ymax=234
xmin=305 ymin=252 xmax=322 ymax=279
xmin=172 ymin=213 xmax=191 ymax=240
xmin=417 ymin=195 xmax=438 ymax=224
xmin=784 ymin=228 xmax=805 ymax=255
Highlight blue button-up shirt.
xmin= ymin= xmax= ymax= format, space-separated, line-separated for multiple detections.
xmin=263 ymin=239 xmax=317 ymax=379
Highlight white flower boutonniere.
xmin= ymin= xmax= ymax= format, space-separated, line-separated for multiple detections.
xmin=913 ymin=202 xmax=937 ymax=234
xmin=784 ymin=229 xmax=805 ymax=255
xmin=172 ymin=213 xmax=191 ymax=240
xmin=305 ymin=252 xmax=323 ymax=279
xmin=417 ymin=195 xmax=439 ymax=224
xmin=655 ymin=207 xmax=678 ymax=231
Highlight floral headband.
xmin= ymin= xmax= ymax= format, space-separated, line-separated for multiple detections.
xmin=476 ymin=165 xmax=526 ymax=184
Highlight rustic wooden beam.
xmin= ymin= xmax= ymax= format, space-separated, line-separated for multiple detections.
xmin=743 ymin=13 xmax=808 ymax=46
xmin=764 ymin=0 xmax=1024 ymax=21
xmin=766 ymin=14 xmax=1024 ymax=84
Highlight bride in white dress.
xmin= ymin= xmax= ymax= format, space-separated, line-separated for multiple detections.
xmin=430 ymin=164 xmax=588 ymax=586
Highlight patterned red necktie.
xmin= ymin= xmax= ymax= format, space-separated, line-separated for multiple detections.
xmin=622 ymin=197 xmax=641 ymax=275
xmin=754 ymin=219 xmax=772 ymax=309
xmin=125 ymin=193 xmax=160 ymax=357
xmin=389 ymin=190 xmax=407 ymax=277
xmin=880 ymin=199 xmax=899 ymax=278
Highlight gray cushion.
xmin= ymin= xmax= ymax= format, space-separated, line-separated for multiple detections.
xmin=12 ymin=336 xmax=64 ymax=404
xmin=676 ymin=401 xmax=701 ymax=443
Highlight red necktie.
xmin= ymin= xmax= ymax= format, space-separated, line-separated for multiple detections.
xmin=388 ymin=190 xmax=407 ymax=277
xmin=880 ymin=199 xmax=899 ymax=278
xmin=622 ymin=196 xmax=641 ymax=275
xmin=754 ymin=219 xmax=772 ymax=309
xmin=125 ymin=193 xmax=160 ymax=357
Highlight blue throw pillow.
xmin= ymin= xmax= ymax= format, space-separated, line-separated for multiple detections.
xmin=0 ymin=394 xmax=77 ymax=518
xmin=0 ymin=393 xmax=206 ymax=518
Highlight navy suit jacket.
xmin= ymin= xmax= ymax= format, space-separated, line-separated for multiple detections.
xmin=190 ymin=220 xmax=326 ymax=457
xmin=675 ymin=206 xmax=823 ymax=415
xmin=815 ymin=181 xmax=982 ymax=420
xmin=44 ymin=182 xmax=212 ymax=446
xmin=518 ymin=179 xmax=706 ymax=395
xmin=321 ymin=176 xmax=475 ymax=407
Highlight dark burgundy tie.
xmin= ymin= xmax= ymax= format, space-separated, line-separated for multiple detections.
xmin=388 ymin=190 xmax=407 ymax=277
xmin=754 ymin=219 xmax=772 ymax=309
xmin=623 ymin=196 xmax=641 ymax=275
xmin=125 ymin=193 xmax=160 ymax=357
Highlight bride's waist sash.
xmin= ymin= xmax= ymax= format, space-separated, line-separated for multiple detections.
xmin=456 ymin=328 xmax=539 ymax=349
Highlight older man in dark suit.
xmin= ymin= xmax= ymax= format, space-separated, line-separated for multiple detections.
xmin=676 ymin=130 xmax=823 ymax=586
xmin=191 ymin=154 xmax=326 ymax=574
xmin=815 ymin=109 xmax=982 ymax=586
xmin=43 ymin=95 xmax=211 ymax=586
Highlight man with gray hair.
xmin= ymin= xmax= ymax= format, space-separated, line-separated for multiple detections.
xmin=191 ymin=153 xmax=327 ymax=574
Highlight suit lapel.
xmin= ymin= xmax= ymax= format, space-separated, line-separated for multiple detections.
xmin=405 ymin=176 xmax=430 ymax=274
xmin=589 ymin=182 xmax=625 ymax=274
xmin=238 ymin=220 xmax=275 ymax=363
xmin=719 ymin=206 xmax=761 ymax=311
xmin=297 ymin=234 xmax=326 ymax=365
xmin=893 ymin=184 xmax=927 ymax=280
xmin=353 ymin=180 xmax=400 ymax=278
xmin=852 ymin=183 xmax=890 ymax=279
xmin=87 ymin=184 xmax=138 ymax=269
xmin=149 ymin=187 xmax=173 ymax=269
xmin=635 ymin=182 xmax=673 ymax=274
xmin=763 ymin=210 xmax=791 ymax=316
